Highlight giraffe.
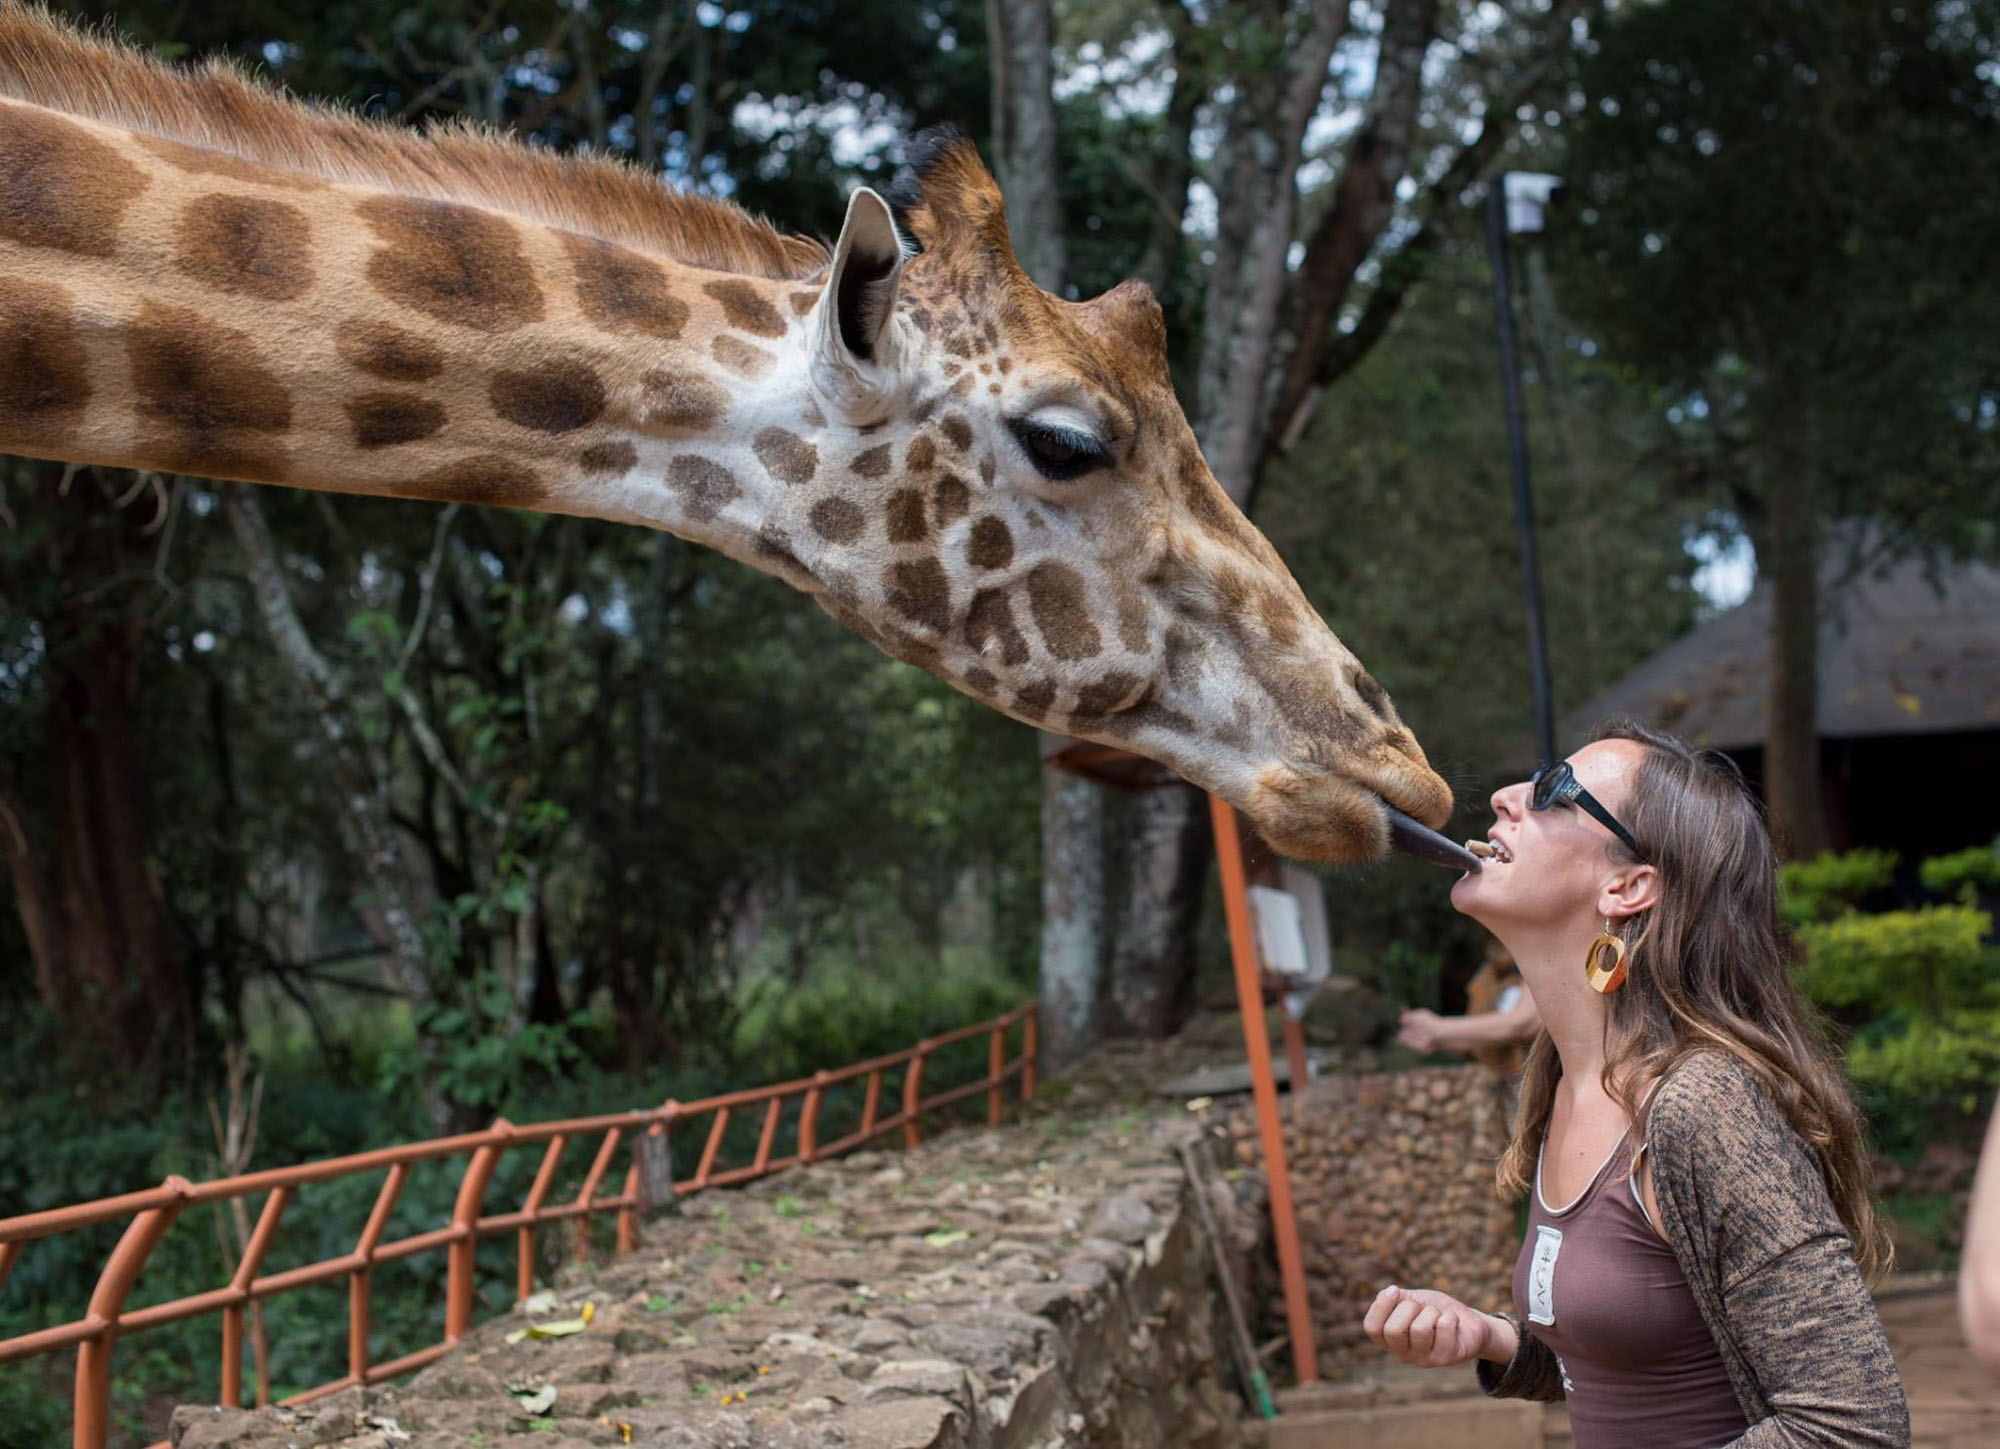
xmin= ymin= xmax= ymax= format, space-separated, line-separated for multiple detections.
xmin=0 ymin=7 xmax=1454 ymax=864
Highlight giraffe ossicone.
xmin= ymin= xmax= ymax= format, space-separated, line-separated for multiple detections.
xmin=0 ymin=8 xmax=1452 ymax=863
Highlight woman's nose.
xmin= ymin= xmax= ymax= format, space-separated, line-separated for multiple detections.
xmin=1490 ymin=781 xmax=1529 ymax=820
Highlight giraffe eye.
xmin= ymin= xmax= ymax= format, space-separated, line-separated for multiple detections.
xmin=1008 ymin=418 xmax=1107 ymax=481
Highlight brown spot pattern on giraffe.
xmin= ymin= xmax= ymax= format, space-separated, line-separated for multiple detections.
xmin=754 ymin=527 xmax=813 ymax=583
xmin=406 ymin=454 xmax=546 ymax=510
xmin=136 ymin=134 xmax=318 ymax=191
xmin=1117 ymin=586 xmax=1150 ymax=652
xmin=932 ymin=475 xmax=970 ymax=527
xmin=702 ymin=278 xmax=785 ymax=337
xmin=788 ymin=289 xmax=819 ymax=317
xmin=1011 ymin=681 xmax=1057 ymax=723
xmin=941 ymin=414 xmax=973 ymax=452
xmin=1071 ymin=672 xmax=1143 ymax=721
xmin=174 ymin=195 xmax=313 ymax=301
xmin=711 ymin=334 xmax=775 ymax=379
xmin=1026 ymin=563 xmax=1101 ymax=660
xmin=810 ymin=496 xmax=865 ymax=544
xmin=562 ymin=234 xmax=689 ymax=339
xmin=0 ymin=105 xmax=149 ymax=256
xmin=668 ymin=455 xmax=741 ymax=524
xmin=490 ymin=359 xmax=606 ymax=434
xmin=853 ymin=443 xmax=894 ymax=478
xmin=0 ymin=276 xmax=91 ymax=444
xmin=966 ymin=516 xmax=1013 ymax=570
xmin=905 ymin=436 xmax=937 ymax=472
xmin=125 ymin=302 xmax=292 ymax=477
xmin=887 ymin=489 xmax=929 ymax=543
xmin=753 ymin=427 xmax=817 ymax=485
xmin=963 ymin=667 xmax=999 ymax=696
xmin=1256 ymin=583 xmax=1302 ymax=648
xmin=641 ymin=370 xmax=728 ymax=433
xmin=346 ymin=392 xmax=445 ymax=448
xmin=335 ymin=320 xmax=445 ymax=382
xmin=579 ymin=440 xmax=638 ymax=475
xmin=886 ymin=558 xmax=950 ymax=634
xmin=965 ymin=589 xmax=1030 ymax=667
xmin=357 ymin=195 xmax=543 ymax=332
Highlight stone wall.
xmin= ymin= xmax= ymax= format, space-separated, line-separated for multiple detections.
xmin=1221 ymin=1064 xmax=1518 ymax=1374
xmin=168 ymin=1112 xmax=1255 ymax=1449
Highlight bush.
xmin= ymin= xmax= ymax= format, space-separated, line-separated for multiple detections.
xmin=1795 ymin=904 xmax=1994 ymax=1016
xmin=1778 ymin=847 xmax=1898 ymax=927
xmin=1920 ymin=838 xmax=2000 ymax=904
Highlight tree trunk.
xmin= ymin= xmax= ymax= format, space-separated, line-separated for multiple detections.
xmin=1103 ymin=2 xmax=1348 ymax=1038
xmin=1762 ymin=387 xmax=1825 ymax=858
xmin=988 ymin=0 xmax=1107 ymax=1068
xmin=6 ymin=471 xmax=193 ymax=1082
xmin=987 ymin=0 xmax=1066 ymax=290
xmin=1038 ymin=763 xmax=1107 ymax=1066
xmin=1102 ymin=786 xmax=1209 ymax=1036
xmin=223 ymin=485 xmax=436 ymax=1000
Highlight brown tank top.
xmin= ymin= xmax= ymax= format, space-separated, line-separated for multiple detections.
xmin=1512 ymin=1129 xmax=1748 ymax=1447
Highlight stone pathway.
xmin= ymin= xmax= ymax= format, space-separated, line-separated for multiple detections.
xmin=167 ymin=1104 xmax=1249 ymax=1449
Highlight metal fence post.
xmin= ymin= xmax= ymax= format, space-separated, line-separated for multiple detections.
xmin=74 ymin=1177 xmax=188 ymax=1449
xmin=447 ymin=1124 xmax=508 ymax=1343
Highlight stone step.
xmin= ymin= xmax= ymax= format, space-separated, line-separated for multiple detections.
xmin=1247 ymin=1397 xmax=1546 ymax=1448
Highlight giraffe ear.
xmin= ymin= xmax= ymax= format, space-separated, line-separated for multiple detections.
xmin=810 ymin=187 xmax=907 ymax=419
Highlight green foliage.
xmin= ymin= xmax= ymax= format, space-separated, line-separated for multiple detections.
xmin=1795 ymin=905 xmax=1993 ymax=1016
xmin=1921 ymin=839 xmax=2000 ymax=904
xmin=1778 ymin=848 xmax=1899 ymax=927
xmin=381 ymin=978 xmax=587 ymax=1118
xmin=1846 ymin=1011 xmax=2000 ymax=1113
xmin=1784 ymin=846 xmax=2000 ymax=1155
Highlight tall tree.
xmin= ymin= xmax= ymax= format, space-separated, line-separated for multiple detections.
xmin=1553 ymin=0 xmax=2000 ymax=854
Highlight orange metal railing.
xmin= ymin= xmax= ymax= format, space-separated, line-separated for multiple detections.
xmin=0 ymin=1002 xmax=1037 ymax=1449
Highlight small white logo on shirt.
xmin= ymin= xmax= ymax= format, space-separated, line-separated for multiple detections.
xmin=1527 ymin=1224 xmax=1562 ymax=1326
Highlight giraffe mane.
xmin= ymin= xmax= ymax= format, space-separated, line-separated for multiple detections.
xmin=0 ymin=3 xmax=830 ymax=280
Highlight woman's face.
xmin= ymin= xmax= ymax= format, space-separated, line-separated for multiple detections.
xmin=1450 ymin=739 xmax=1650 ymax=935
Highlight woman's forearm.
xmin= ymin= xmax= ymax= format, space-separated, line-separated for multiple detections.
xmin=1961 ymin=1095 xmax=2000 ymax=1374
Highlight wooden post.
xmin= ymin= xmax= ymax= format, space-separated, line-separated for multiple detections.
xmin=1212 ymin=796 xmax=1319 ymax=1384
xmin=987 ymin=1028 xmax=1005 ymax=1125
xmin=903 ymin=1049 xmax=928 ymax=1149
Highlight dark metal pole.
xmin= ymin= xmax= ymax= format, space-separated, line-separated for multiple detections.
xmin=1486 ymin=179 xmax=1557 ymax=768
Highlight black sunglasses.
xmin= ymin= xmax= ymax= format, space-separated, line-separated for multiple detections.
xmin=1530 ymin=760 xmax=1645 ymax=860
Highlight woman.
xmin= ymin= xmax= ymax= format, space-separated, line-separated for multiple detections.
xmin=1362 ymin=721 xmax=1908 ymax=1445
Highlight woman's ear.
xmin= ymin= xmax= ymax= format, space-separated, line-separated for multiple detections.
xmin=1602 ymin=863 xmax=1661 ymax=923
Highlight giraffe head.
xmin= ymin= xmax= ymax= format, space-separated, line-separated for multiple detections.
xmin=771 ymin=130 xmax=1451 ymax=862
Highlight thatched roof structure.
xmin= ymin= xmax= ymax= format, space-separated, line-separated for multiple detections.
xmin=1566 ymin=547 xmax=2000 ymax=752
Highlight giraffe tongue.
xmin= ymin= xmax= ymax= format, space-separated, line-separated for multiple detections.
xmin=1385 ymin=807 xmax=1483 ymax=872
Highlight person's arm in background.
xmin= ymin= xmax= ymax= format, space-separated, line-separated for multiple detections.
xmin=1960 ymin=1094 xmax=2000 ymax=1374
xmin=1398 ymin=993 xmax=1542 ymax=1056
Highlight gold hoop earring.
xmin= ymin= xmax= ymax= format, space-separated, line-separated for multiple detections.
xmin=1585 ymin=918 xmax=1628 ymax=994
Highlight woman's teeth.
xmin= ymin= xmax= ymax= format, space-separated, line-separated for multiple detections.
xmin=1466 ymin=838 xmax=1513 ymax=864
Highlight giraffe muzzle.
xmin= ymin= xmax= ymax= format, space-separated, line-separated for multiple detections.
xmin=1385 ymin=807 xmax=1484 ymax=872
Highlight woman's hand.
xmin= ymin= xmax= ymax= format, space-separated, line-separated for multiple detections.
xmin=1362 ymin=1285 xmax=1510 ymax=1368
xmin=1397 ymin=1008 xmax=1447 ymax=1054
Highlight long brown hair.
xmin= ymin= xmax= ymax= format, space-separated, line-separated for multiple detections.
xmin=1495 ymin=720 xmax=1888 ymax=1279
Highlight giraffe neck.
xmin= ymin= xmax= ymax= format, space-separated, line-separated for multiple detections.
xmin=0 ymin=95 xmax=833 ymax=588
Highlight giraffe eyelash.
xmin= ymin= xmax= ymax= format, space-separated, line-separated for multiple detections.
xmin=1007 ymin=418 xmax=1108 ymax=482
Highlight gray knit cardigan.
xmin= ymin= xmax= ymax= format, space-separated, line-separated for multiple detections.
xmin=1476 ymin=1050 xmax=1910 ymax=1446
